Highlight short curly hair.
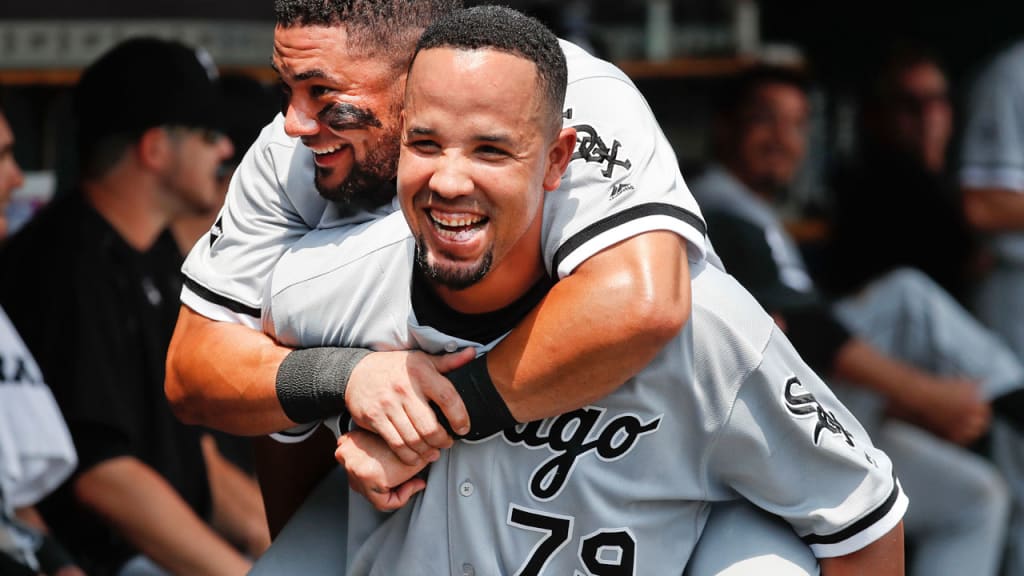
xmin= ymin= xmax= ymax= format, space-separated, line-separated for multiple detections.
xmin=274 ymin=0 xmax=461 ymax=67
xmin=413 ymin=5 xmax=567 ymax=135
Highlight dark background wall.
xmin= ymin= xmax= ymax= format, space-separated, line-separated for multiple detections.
xmin=3 ymin=0 xmax=1024 ymax=207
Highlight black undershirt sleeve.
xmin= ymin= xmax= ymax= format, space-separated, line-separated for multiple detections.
xmin=706 ymin=211 xmax=851 ymax=374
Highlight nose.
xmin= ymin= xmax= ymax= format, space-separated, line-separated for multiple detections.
xmin=428 ymin=152 xmax=474 ymax=199
xmin=1 ymin=158 xmax=23 ymax=196
xmin=218 ymin=135 xmax=235 ymax=161
xmin=283 ymin=98 xmax=319 ymax=138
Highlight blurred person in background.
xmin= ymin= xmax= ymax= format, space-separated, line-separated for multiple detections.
xmin=0 ymin=102 xmax=83 ymax=576
xmin=0 ymin=38 xmax=267 ymax=576
xmin=692 ymin=64 xmax=1024 ymax=576
xmin=823 ymin=43 xmax=976 ymax=304
xmin=959 ymin=37 xmax=1024 ymax=576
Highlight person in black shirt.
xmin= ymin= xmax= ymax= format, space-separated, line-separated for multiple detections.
xmin=0 ymin=38 xmax=265 ymax=576
xmin=823 ymin=45 xmax=976 ymax=304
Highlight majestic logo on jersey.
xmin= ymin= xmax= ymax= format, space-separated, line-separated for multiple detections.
xmin=209 ymin=216 xmax=223 ymax=248
xmin=563 ymin=109 xmax=632 ymax=179
xmin=609 ymin=182 xmax=635 ymax=200
xmin=0 ymin=354 xmax=40 ymax=385
xmin=502 ymin=406 xmax=662 ymax=501
xmin=783 ymin=377 xmax=855 ymax=447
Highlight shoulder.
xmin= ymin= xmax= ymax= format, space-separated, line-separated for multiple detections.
xmin=691 ymin=265 xmax=776 ymax=370
xmin=271 ymin=211 xmax=413 ymax=298
xmin=562 ymin=40 xmax=633 ymax=86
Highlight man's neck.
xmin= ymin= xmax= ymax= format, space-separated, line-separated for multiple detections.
xmin=82 ymin=171 xmax=173 ymax=252
xmin=412 ymin=267 xmax=553 ymax=345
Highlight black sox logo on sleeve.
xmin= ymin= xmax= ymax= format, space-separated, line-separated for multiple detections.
xmin=564 ymin=108 xmax=632 ymax=179
xmin=784 ymin=376 xmax=855 ymax=447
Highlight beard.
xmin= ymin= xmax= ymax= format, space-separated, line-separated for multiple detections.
xmin=314 ymin=132 xmax=400 ymax=213
xmin=414 ymin=236 xmax=493 ymax=291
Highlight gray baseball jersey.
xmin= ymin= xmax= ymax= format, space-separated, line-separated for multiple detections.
xmin=959 ymin=39 xmax=1024 ymax=265
xmin=181 ymin=39 xmax=709 ymax=330
xmin=264 ymin=213 xmax=905 ymax=574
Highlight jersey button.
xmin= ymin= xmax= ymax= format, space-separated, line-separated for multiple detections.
xmin=444 ymin=341 xmax=459 ymax=353
xmin=461 ymin=563 xmax=475 ymax=576
xmin=458 ymin=480 xmax=475 ymax=497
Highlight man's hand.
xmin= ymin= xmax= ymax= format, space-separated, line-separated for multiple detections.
xmin=336 ymin=430 xmax=433 ymax=511
xmin=889 ymin=376 xmax=990 ymax=446
xmin=345 ymin=348 xmax=474 ymax=465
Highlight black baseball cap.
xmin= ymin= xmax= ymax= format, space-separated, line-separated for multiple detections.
xmin=74 ymin=37 xmax=223 ymax=150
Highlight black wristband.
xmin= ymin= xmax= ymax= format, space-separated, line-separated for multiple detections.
xmin=35 ymin=534 xmax=76 ymax=574
xmin=433 ymin=353 xmax=518 ymax=441
xmin=275 ymin=347 xmax=371 ymax=424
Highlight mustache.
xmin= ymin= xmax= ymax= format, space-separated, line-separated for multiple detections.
xmin=318 ymin=102 xmax=383 ymax=131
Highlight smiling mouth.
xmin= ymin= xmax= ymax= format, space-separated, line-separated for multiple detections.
xmin=428 ymin=209 xmax=487 ymax=240
xmin=307 ymin=142 xmax=351 ymax=163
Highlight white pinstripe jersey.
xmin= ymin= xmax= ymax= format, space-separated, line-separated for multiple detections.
xmin=180 ymin=40 xmax=708 ymax=329
xmin=264 ymin=211 xmax=906 ymax=574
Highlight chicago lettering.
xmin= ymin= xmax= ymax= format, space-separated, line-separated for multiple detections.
xmin=503 ymin=407 xmax=661 ymax=500
xmin=0 ymin=354 xmax=39 ymax=384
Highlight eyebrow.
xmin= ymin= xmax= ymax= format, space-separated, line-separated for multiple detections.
xmin=405 ymin=127 xmax=513 ymax=144
xmin=270 ymin=60 xmax=331 ymax=82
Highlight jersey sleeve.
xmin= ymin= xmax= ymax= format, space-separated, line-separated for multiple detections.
xmin=959 ymin=44 xmax=1024 ymax=192
xmin=542 ymin=61 xmax=707 ymax=278
xmin=705 ymin=325 xmax=906 ymax=558
xmin=180 ymin=114 xmax=327 ymax=329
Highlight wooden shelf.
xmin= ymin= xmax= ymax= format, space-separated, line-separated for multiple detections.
xmin=615 ymin=56 xmax=759 ymax=79
xmin=0 ymin=65 xmax=276 ymax=86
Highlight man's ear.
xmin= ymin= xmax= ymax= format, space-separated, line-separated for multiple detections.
xmin=136 ymin=126 xmax=173 ymax=172
xmin=543 ymin=127 xmax=577 ymax=192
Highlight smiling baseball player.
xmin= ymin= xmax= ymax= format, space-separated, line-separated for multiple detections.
xmin=259 ymin=7 xmax=906 ymax=575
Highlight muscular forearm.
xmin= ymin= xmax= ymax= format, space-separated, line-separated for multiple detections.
xmin=819 ymin=521 xmax=904 ymax=576
xmin=962 ymin=187 xmax=1024 ymax=231
xmin=74 ymin=456 xmax=250 ymax=576
xmin=489 ymin=231 xmax=690 ymax=422
xmin=166 ymin=305 xmax=294 ymax=434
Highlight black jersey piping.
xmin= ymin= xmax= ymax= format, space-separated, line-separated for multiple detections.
xmin=183 ymin=275 xmax=262 ymax=319
xmin=551 ymin=203 xmax=706 ymax=273
xmin=801 ymin=473 xmax=901 ymax=546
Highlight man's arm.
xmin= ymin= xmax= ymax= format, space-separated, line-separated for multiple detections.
xmin=201 ymin=434 xmax=271 ymax=557
xmin=832 ymin=339 xmax=990 ymax=446
xmin=166 ymin=306 xmax=293 ymax=434
xmin=818 ymin=522 xmax=905 ymax=576
xmin=168 ymin=230 xmax=689 ymax=454
xmin=73 ymin=456 xmax=251 ymax=575
xmin=962 ymin=187 xmax=1024 ymax=231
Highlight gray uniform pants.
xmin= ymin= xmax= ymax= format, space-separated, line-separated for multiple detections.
xmin=974 ymin=263 xmax=1024 ymax=576
xmin=833 ymin=267 xmax=1019 ymax=576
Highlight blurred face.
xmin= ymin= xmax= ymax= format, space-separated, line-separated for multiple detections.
xmin=274 ymin=24 xmax=404 ymax=211
xmin=163 ymin=127 xmax=235 ymax=215
xmin=884 ymin=61 xmax=952 ymax=173
xmin=399 ymin=47 xmax=572 ymax=311
xmin=728 ymin=83 xmax=809 ymax=199
xmin=0 ymin=112 xmax=25 ymax=238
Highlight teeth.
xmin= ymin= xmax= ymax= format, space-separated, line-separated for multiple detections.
xmin=310 ymin=143 xmax=346 ymax=156
xmin=430 ymin=211 xmax=484 ymax=228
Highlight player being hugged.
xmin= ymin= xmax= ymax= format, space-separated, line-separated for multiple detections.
xmin=262 ymin=6 xmax=907 ymax=575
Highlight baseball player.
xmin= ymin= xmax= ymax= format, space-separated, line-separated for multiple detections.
xmin=256 ymin=7 xmax=905 ymax=574
xmin=959 ymin=38 xmax=1024 ymax=576
xmin=166 ymin=0 xmax=705 ymax=467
